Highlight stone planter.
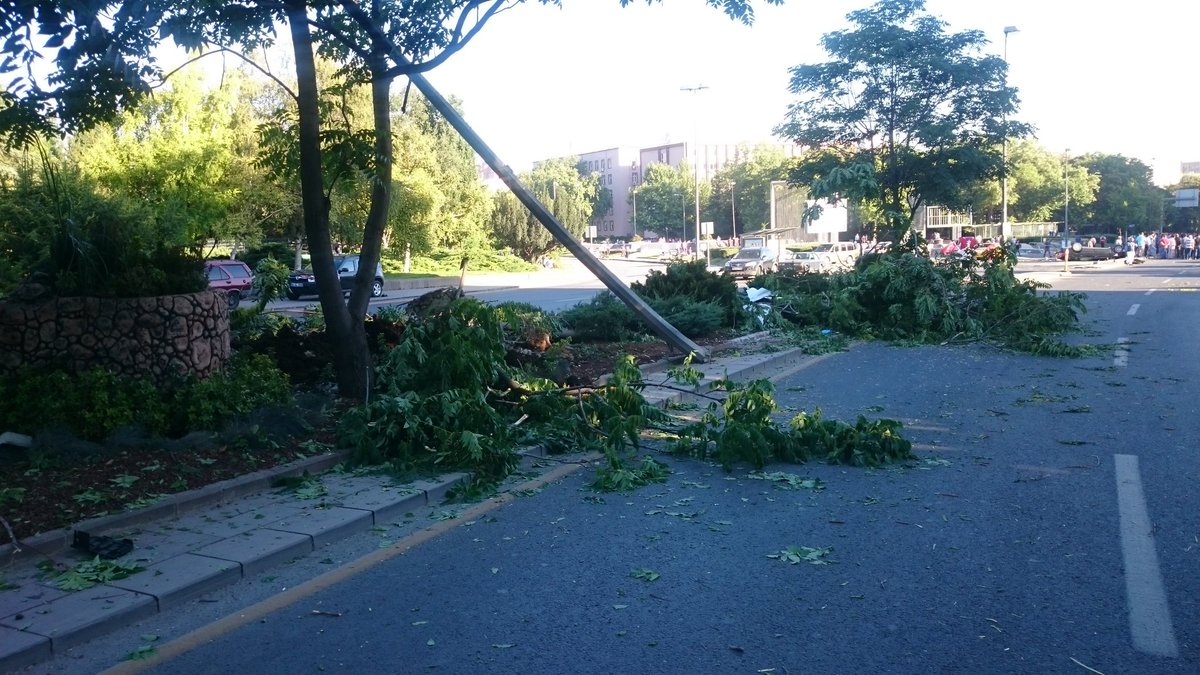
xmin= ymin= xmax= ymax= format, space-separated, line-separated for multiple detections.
xmin=0 ymin=290 xmax=231 ymax=385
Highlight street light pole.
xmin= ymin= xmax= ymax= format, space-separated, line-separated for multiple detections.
xmin=730 ymin=180 xmax=737 ymax=243
xmin=1063 ymin=149 xmax=1071 ymax=273
xmin=631 ymin=187 xmax=638 ymax=238
xmin=1001 ymin=25 xmax=1018 ymax=241
xmin=681 ymin=85 xmax=708 ymax=260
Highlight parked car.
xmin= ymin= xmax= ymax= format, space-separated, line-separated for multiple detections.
xmin=286 ymin=254 xmax=386 ymax=300
xmin=205 ymin=259 xmax=254 ymax=309
xmin=722 ymin=247 xmax=777 ymax=278
xmin=779 ymin=241 xmax=860 ymax=273
xmin=1055 ymin=244 xmax=1123 ymax=262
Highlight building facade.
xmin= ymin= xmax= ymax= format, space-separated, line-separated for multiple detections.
xmin=526 ymin=142 xmax=804 ymax=240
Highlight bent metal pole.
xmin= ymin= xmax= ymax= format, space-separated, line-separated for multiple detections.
xmin=340 ymin=2 xmax=708 ymax=362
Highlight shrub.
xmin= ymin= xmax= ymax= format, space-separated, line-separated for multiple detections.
xmin=252 ymin=257 xmax=291 ymax=311
xmin=557 ymin=291 xmax=642 ymax=342
xmin=631 ymin=260 xmax=742 ymax=327
xmin=0 ymin=355 xmax=292 ymax=442
xmin=167 ymin=353 xmax=293 ymax=434
xmin=0 ymin=367 xmax=166 ymax=441
xmin=647 ymin=296 xmax=725 ymax=338
xmin=241 ymin=242 xmax=296 ymax=271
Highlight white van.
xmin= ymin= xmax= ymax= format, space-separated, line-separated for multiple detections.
xmin=781 ymin=241 xmax=860 ymax=273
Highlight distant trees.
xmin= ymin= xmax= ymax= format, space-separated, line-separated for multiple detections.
xmin=631 ymin=164 xmax=691 ymax=242
xmin=706 ymin=145 xmax=792 ymax=237
xmin=490 ymin=157 xmax=600 ymax=261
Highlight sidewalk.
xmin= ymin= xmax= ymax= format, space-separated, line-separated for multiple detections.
xmin=0 ymin=343 xmax=820 ymax=673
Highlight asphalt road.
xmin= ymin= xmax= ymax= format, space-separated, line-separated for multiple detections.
xmin=45 ymin=259 xmax=1200 ymax=674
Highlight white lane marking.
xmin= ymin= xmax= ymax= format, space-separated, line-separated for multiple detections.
xmin=1114 ymin=454 xmax=1179 ymax=657
xmin=1162 ymin=278 xmax=1173 ymax=285
xmin=1114 ymin=337 xmax=1129 ymax=368
xmin=1126 ymin=304 xmax=1140 ymax=316
xmin=1145 ymin=289 xmax=1156 ymax=296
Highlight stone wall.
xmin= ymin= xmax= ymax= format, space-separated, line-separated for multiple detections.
xmin=0 ymin=290 xmax=231 ymax=384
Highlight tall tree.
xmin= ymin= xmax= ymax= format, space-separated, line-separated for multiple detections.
xmin=1077 ymin=154 xmax=1160 ymax=231
xmin=706 ymin=144 xmax=793 ymax=237
xmin=490 ymin=156 xmax=598 ymax=261
xmin=775 ymin=0 xmax=1025 ymax=242
xmin=631 ymin=163 xmax=690 ymax=242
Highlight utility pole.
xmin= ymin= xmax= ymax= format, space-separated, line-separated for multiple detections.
xmin=681 ymin=85 xmax=708 ymax=260
xmin=1001 ymin=25 xmax=1018 ymax=241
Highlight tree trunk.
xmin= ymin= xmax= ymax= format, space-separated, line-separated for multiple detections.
xmin=286 ymin=0 xmax=371 ymax=401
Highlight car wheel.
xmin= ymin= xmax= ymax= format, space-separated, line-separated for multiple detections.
xmin=371 ymin=279 xmax=384 ymax=298
xmin=286 ymin=290 xmax=300 ymax=301
xmin=227 ymin=291 xmax=240 ymax=310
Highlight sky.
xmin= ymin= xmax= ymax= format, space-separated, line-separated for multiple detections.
xmin=423 ymin=0 xmax=1200 ymax=186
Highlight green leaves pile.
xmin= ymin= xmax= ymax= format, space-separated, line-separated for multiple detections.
xmin=758 ymin=249 xmax=1087 ymax=355
xmin=671 ymin=377 xmax=914 ymax=471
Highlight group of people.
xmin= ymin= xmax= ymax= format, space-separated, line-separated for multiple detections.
xmin=1114 ymin=232 xmax=1198 ymax=261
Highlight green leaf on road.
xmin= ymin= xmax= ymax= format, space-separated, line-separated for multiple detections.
xmin=630 ymin=568 xmax=660 ymax=582
xmin=767 ymin=545 xmax=834 ymax=565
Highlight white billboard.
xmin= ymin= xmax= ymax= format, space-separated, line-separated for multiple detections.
xmin=1175 ymin=188 xmax=1198 ymax=208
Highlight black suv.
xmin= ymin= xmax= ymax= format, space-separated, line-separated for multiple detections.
xmin=286 ymin=255 xmax=386 ymax=300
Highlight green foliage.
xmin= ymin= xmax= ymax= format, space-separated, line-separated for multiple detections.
xmin=339 ymin=299 xmax=518 ymax=479
xmin=758 ymin=251 xmax=1086 ymax=353
xmin=170 ymin=353 xmax=293 ymax=434
xmin=252 ymin=256 xmax=290 ymax=311
xmin=242 ymin=242 xmax=296 ymax=271
xmin=557 ymin=291 xmax=642 ymax=342
xmin=0 ymin=149 xmax=207 ymax=297
xmin=489 ymin=156 xmax=600 ymax=261
xmin=777 ymin=0 xmax=1024 ymax=235
xmin=646 ymin=296 xmax=725 ymax=338
xmin=0 ymin=354 xmax=292 ymax=441
xmin=671 ymin=377 xmax=914 ymax=471
xmin=631 ymin=260 xmax=742 ymax=327
xmin=788 ymin=408 xmax=914 ymax=467
xmin=592 ymin=456 xmax=669 ymax=492
xmin=40 ymin=557 xmax=144 ymax=592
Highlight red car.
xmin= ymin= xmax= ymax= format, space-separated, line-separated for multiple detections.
xmin=205 ymin=260 xmax=255 ymax=309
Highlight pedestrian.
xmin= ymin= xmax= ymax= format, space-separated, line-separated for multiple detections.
xmin=1099 ymin=235 xmax=1107 ymax=247
xmin=1186 ymin=233 xmax=1197 ymax=260
xmin=1125 ymin=237 xmax=1136 ymax=265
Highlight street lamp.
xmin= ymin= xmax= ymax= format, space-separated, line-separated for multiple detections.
xmin=730 ymin=180 xmax=737 ymax=243
xmin=681 ymin=84 xmax=708 ymax=260
xmin=1000 ymin=25 xmax=1018 ymax=241
xmin=1063 ymin=149 xmax=1071 ymax=272
xmin=628 ymin=183 xmax=638 ymax=236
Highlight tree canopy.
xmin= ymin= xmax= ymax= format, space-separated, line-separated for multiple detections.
xmin=776 ymin=0 xmax=1025 ymax=239
xmin=490 ymin=156 xmax=600 ymax=261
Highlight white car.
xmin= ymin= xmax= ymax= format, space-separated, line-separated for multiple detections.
xmin=780 ymin=242 xmax=860 ymax=273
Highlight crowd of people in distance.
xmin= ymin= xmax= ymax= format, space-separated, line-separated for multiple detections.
xmin=1111 ymin=231 xmax=1198 ymax=262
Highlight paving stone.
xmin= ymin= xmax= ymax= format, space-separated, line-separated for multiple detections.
xmin=164 ymin=502 xmax=303 ymax=538
xmin=264 ymin=506 xmax=373 ymax=548
xmin=337 ymin=488 xmax=425 ymax=526
xmin=99 ymin=527 xmax=223 ymax=565
xmin=107 ymin=553 xmax=241 ymax=611
xmin=0 ymin=577 xmax=67 ymax=619
xmin=419 ymin=473 xmax=469 ymax=505
xmin=0 ymin=585 xmax=155 ymax=652
xmin=191 ymin=529 xmax=313 ymax=577
xmin=0 ymin=625 xmax=52 ymax=672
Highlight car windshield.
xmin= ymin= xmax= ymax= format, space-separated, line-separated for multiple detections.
xmin=734 ymin=249 xmax=766 ymax=260
xmin=811 ymin=244 xmax=835 ymax=253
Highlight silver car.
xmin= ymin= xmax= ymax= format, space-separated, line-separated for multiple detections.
xmin=722 ymin=247 xmax=778 ymax=278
